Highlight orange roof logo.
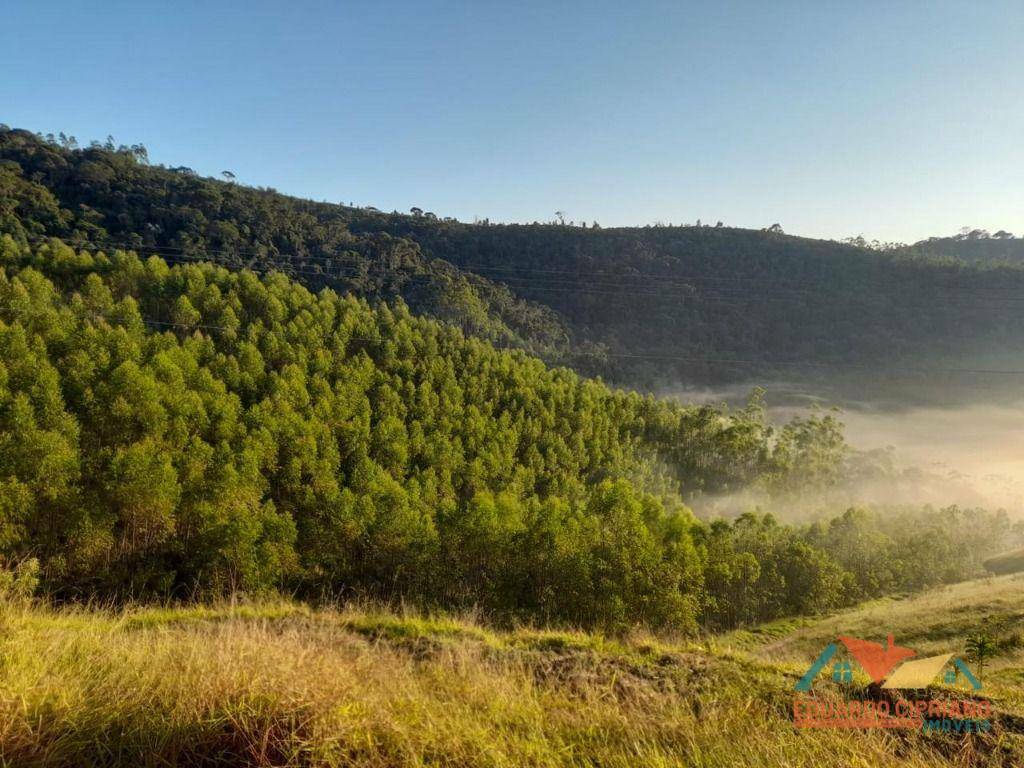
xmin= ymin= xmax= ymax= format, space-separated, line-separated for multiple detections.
xmin=837 ymin=634 xmax=916 ymax=684
xmin=794 ymin=634 xmax=982 ymax=693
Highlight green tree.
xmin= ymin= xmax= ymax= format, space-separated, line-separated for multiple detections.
xmin=965 ymin=632 xmax=997 ymax=685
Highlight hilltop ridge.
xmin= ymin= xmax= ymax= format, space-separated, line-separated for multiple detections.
xmin=4 ymin=127 xmax=1024 ymax=397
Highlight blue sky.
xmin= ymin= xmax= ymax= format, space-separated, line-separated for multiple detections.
xmin=4 ymin=1 xmax=1022 ymax=242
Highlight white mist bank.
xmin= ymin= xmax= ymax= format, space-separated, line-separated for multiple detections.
xmin=667 ymin=384 xmax=1024 ymax=518
xmin=835 ymin=402 xmax=1024 ymax=512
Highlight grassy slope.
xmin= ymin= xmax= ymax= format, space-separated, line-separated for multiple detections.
xmin=722 ymin=574 xmax=1024 ymax=718
xmin=984 ymin=549 xmax=1024 ymax=577
xmin=1 ymin=597 xmax=1022 ymax=767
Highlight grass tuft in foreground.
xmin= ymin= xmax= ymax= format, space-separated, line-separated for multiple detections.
xmin=1 ymin=598 xmax=1020 ymax=767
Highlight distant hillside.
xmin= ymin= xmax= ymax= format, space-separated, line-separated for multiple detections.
xmin=895 ymin=232 xmax=1024 ymax=266
xmin=0 ymin=128 xmax=573 ymax=361
xmin=348 ymin=216 xmax=1024 ymax=388
xmin=4 ymin=127 xmax=1024 ymax=393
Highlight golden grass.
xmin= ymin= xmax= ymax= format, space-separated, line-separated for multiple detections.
xmin=0 ymin=599 xmax=1017 ymax=767
xmin=723 ymin=574 xmax=1024 ymax=719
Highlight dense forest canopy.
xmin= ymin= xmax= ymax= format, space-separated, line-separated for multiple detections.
xmin=1 ymin=235 xmax=1019 ymax=631
xmin=1 ymin=126 xmax=1022 ymax=632
xmin=3 ymin=127 xmax=1024 ymax=396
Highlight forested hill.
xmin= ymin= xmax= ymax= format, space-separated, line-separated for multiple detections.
xmin=3 ymin=127 xmax=1024 ymax=393
xmin=893 ymin=232 xmax=1024 ymax=265
xmin=347 ymin=217 xmax=1024 ymax=389
xmin=1 ymin=236 xmax=1017 ymax=630
xmin=0 ymin=129 xmax=573 ymax=361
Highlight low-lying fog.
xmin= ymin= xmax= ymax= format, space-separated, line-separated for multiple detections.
xmin=836 ymin=403 xmax=1024 ymax=506
xmin=667 ymin=383 xmax=1024 ymax=519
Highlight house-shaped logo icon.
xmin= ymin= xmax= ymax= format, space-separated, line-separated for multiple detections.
xmin=795 ymin=634 xmax=981 ymax=692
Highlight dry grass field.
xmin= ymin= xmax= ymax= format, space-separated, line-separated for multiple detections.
xmin=0 ymin=589 xmax=1022 ymax=767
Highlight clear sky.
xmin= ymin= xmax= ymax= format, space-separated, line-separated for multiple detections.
xmin=4 ymin=1 xmax=1022 ymax=243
